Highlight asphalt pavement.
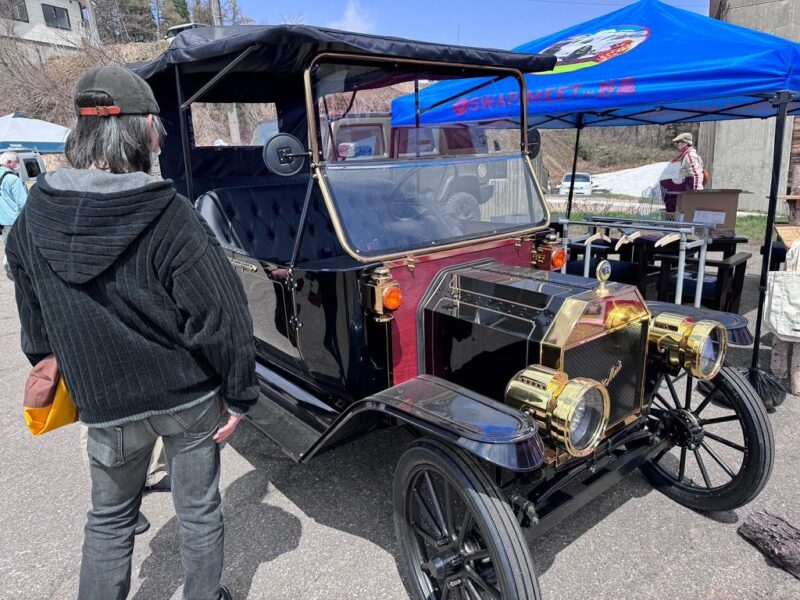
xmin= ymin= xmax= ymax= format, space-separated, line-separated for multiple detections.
xmin=1 ymin=243 xmax=799 ymax=600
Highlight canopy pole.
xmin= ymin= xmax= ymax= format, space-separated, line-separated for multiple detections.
xmin=751 ymin=91 xmax=791 ymax=371
xmin=174 ymin=65 xmax=195 ymax=203
xmin=566 ymin=114 xmax=584 ymax=219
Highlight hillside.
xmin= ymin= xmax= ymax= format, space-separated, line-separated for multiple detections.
xmin=0 ymin=40 xmax=168 ymax=127
xmin=541 ymin=124 xmax=699 ymax=187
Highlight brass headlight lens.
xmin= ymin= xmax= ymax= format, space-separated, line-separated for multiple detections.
xmin=649 ymin=313 xmax=728 ymax=380
xmin=552 ymin=379 xmax=610 ymax=457
xmin=505 ymin=366 xmax=610 ymax=457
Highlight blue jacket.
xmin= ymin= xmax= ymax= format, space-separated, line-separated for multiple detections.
xmin=0 ymin=166 xmax=28 ymax=226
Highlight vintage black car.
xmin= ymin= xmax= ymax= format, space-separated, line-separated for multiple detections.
xmin=133 ymin=25 xmax=774 ymax=600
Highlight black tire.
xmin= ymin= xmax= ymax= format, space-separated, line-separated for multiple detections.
xmin=641 ymin=366 xmax=774 ymax=512
xmin=393 ymin=438 xmax=540 ymax=600
xmin=443 ymin=192 xmax=481 ymax=221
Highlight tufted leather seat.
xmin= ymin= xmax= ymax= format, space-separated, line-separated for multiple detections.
xmin=196 ymin=181 xmax=348 ymax=264
xmin=195 ymin=177 xmax=460 ymax=264
xmin=196 ymin=182 xmax=311 ymax=263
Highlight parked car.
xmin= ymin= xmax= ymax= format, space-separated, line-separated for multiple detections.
xmin=133 ymin=25 xmax=773 ymax=600
xmin=322 ymin=113 xmax=507 ymax=219
xmin=0 ymin=146 xmax=46 ymax=188
xmin=165 ymin=22 xmax=209 ymax=40
xmin=559 ymin=171 xmax=593 ymax=196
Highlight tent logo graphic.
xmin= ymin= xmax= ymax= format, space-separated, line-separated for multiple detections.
xmin=453 ymin=99 xmax=469 ymax=116
xmin=538 ymin=26 xmax=649 ymax=74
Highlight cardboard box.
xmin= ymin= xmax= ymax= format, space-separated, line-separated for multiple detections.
xmin=676 ymin=189 xmax=741 ymax=238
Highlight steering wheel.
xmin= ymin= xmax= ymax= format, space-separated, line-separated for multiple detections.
xmin=386 ymin=168 xmax=433 ymax=221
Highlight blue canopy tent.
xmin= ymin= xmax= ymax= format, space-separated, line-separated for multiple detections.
xmin=0 ymin=112 xmax=70 ymax=153
xmin=391 ymin=0 xmax=800 ymax=130
xmin=391 ymin=0 xmax=800 ymax=404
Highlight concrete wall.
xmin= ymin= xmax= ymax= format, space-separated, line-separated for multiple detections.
xmin=1 ymin=1 xmax=87 ymax=50
xmin=700 ymin=0 xmax=798 ymax=213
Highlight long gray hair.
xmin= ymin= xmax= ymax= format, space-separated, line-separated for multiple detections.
xmin=65 ymin=91 xmax=166 ymax=174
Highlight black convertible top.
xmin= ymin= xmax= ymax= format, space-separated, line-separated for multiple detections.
xmin=130 ymin=24 xmax=557 ymax=82
xmin=131 ymin=25 xmax=556 ymax=201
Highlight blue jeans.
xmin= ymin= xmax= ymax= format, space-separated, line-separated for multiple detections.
xmin=79 ymin=395 xmax=225 ymax=600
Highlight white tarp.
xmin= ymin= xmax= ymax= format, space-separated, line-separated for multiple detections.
xmin=0 ymin=113 xmax=70 ymax=153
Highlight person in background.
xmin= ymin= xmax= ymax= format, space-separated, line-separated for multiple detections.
xmin=0 ymin=151 xmax=28 ymax=275
xmin=662 ymin=132 xmax=704 ymax=212
xmin=5 ymin=66 xmax=257 ymax=600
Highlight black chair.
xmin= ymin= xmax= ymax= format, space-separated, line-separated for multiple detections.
xmin=656 ymin=252 xmax=751 ymax=313
xmin=567 ymin=241 xmax=660 ymax=292
xmin=760 ymin=240 xmax=786 ymax=272
xmin=565 ymin=256 xmax=640 ymax=285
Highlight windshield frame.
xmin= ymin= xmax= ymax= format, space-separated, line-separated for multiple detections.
xmin=303 ymin=52 xmax=549 ymax=263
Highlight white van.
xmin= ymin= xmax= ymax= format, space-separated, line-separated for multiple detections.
xmin=559 ymin=172 xmax=593 ymax=196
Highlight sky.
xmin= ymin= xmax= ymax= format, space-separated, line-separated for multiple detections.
xmin=237 ymin=0 xmax=710 ymax=50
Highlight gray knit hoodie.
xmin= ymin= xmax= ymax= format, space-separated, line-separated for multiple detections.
xmin=6 ymin=169 xmax=257 ymax=425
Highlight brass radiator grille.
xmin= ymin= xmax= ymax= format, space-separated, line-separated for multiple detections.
xmin=562 ymin=319 xmax=648 ymax=428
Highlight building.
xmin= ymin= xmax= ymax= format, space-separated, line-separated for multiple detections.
xmin=0 ymin=1 xmax=94 ymax=57
xmin=700 ymin=0 xmax=799 ymax=213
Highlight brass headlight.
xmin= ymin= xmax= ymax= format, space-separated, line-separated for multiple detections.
xmin=505 ymin=365 xmax=610 ymax=457
xmin=649 ymin=313 xmax=728 ymax=380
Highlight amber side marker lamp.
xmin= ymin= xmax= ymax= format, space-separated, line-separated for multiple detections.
xmin=550 ymin=247 xmax=567 ymax=270
xmin=383 ymin=285 xmax=403 ymax=311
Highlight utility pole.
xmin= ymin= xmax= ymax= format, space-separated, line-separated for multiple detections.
xmin=83 ymin=0 xmax=100 ymax=47
xmin=211 ymin=0 xmax=223 ymax=26
xmin=153 ymin=0 xmax=161 ymax=38
xmin=210 ymin=0 xmax=241 ymax=145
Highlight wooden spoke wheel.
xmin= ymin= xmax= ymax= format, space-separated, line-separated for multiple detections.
xmin=393 ymin=439 xmax=540 ymax=600
xmin=641 ymin=366 xmax=774 ymax=512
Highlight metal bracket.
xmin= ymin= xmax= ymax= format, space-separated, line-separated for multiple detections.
xmin=405 ymin=255 xmax=417 ymax=272
xmin=509 ymin=493 xmax=539 ymax=527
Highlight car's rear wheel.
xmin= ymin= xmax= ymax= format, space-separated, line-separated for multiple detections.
xmin=641 ymin=366 xmax=774 ymax=512
xmin=393 ymin=438 xmax=540 ymax=600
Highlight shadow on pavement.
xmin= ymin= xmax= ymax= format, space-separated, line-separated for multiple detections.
xmin=229 ymin=421 xmax=406 ymax=554
xmin=228 ymin=419 xmax=749 ymax=584
xmin=132 ymin=467 xmax=302 ymax=600
xmin=530 ymin=472 xmax=654 ymax=575
xmin=230 ymin=421 xmax=668 ymax=582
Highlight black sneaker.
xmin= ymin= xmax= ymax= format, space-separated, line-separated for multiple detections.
xmin=144 ymin=474 xmax=171 ymax=493
xmin=134 ymin=512 xmax=150 ymax=536
xmin=219 ymin=585 xmax=232 ymax=600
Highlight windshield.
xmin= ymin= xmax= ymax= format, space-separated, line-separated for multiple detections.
xmin=563 ymin=174 xmax=591 ymax=184
xmin=312 ymin=60 xmax=548 ymax=258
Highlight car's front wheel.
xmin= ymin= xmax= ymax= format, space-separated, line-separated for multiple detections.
xmin=393 ymin=438 xmax=540 ymax=600
xmin=641 ymin=366 xmax=774 ymax=512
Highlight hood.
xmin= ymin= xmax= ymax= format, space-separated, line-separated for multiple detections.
xmin=25 ymin=169 xmax=176 ymax=284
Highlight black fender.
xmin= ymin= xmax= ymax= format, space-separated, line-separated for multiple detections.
xmin=302 ymin=375 xmax=545 ymax=472
xmin=646 ymin=301 xmax=753 ymax=346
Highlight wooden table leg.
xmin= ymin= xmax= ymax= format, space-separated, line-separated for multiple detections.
xmin=771 ymin=338 xmax=790 ymax=379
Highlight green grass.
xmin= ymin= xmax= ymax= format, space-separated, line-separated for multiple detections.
xmin=550 ymin=208 xmax=786 ymax=243
xmin=735 ymin=214 xmax=787 ymax=241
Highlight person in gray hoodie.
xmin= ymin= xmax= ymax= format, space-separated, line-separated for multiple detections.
xmin=5 ymin=66 xmax=256 ymax=600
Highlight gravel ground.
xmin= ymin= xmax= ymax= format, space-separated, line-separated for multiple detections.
xmin=1 ymin=242 xmax=798 ymax=600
